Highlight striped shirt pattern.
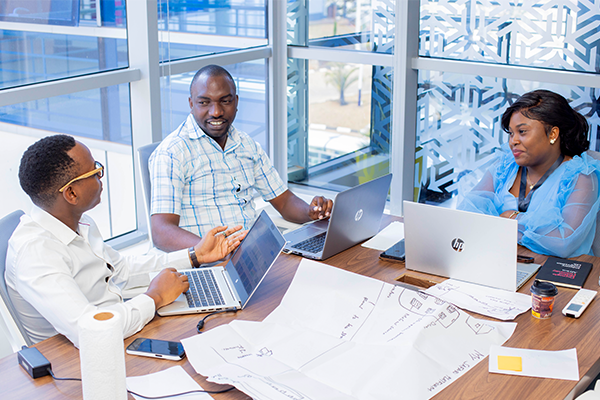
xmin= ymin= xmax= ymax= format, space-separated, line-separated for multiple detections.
xmin=149 ymin=114 xmax=287 ymax=238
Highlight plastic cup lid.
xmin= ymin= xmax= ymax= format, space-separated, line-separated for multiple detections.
xmin=530 ymin=280 xmax=558 ymax=296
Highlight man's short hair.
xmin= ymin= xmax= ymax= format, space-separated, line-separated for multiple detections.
xmin=19 ymin=134 xmax=77 ymax=207
xmin=190 ymin=65 xmax=236 ymax=95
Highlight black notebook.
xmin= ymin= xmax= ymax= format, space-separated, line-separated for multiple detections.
xmin=535 ymin=257 xmax=593 ymax=289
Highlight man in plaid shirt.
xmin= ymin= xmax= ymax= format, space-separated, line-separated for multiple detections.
xmin=150 ymin=65 xmax=333 ymax=252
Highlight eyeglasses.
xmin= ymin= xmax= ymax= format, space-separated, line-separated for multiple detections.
xmin=59 ymin=161 xmax=104 ymax=193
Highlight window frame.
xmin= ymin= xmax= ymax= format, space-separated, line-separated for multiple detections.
xmin=2 ymin=1 xmax=596 ymax=246
xmin=0 ymin=0 xmax=279 ymax=249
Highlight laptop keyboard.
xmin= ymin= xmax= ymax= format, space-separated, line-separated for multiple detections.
xmin=292 ymin=232 xmax=326 ymax=254
xmin=516 ymin=269 xmax=532 ymax=288
xmin=182 ymin=269 xmax=225 ymax=308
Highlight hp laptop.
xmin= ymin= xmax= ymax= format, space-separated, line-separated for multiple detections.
xmin=284 ymin=174 xmax=392 ymax=260
xmin=155 ymin=210 xmax=286 ymax=316
xmin=403 ymin=201 xmax=540 ymax=292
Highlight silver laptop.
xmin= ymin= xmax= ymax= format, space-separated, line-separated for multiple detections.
xmin=403 ymin=201 xmax=540 ymax=292
xmin=283 ymin=174 xmax=392 ymax=260
xmin=155 ymin=210 xmax=286 ymax=316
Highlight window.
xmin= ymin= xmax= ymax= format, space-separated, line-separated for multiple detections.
xmin=287 ymin=0 xmax=394 ymax=192
xmin=0 ymin=1 xmax=135 ymax=241
xmin=157 ymin=0 xmax=267 ymax=62
xmin=0 ymin=0 xmax=274 ymax=247
xmin=415 ymin=0 xmax=600 ymax=206
xmin=0 ymin=1 xmax=128 ymax=89
xmin=160 ymin=60 xmax=268 ymax=149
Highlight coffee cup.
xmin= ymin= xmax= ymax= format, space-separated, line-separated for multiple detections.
xmin=530 ymin=280 xmax=558 ymax=319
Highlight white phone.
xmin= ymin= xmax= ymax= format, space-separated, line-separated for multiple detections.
xmin=126 ymin=338 xmax=185 ymax=361
xmin=562 ymin=288 xmax=597 ymax=318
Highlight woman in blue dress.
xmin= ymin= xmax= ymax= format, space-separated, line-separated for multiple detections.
xmin=458 ymin=90 xmax=600 ymax=258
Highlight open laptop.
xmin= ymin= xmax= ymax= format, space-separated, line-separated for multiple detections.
xmin=403 ymin=201 xmax=540 ymax=292
xmin=284 ymin=174 xmax=392 ymax=260
xmin=155 ymin=210 xmax=286 ymax=316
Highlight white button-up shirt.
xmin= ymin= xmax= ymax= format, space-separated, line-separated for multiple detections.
xmin=5 ymin=206 xmax=189 ymax=347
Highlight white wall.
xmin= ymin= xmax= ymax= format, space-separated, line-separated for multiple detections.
xmin=0 ymin=315 xmax=17 ymax=358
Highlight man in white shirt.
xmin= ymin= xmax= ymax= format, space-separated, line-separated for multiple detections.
xmin=5 ymin=135 xmax=245 ymax=347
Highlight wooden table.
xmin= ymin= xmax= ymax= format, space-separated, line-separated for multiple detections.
xmin=2 ymin=215 xmax=600 ymax=400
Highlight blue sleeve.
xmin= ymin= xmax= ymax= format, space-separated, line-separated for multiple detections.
xmin=457 ymin=151 xmax=600 ymax=258
xmin=457 ymin=149 xmax=515 ymax=216
xmin=517 ymin=154 xmax=600 ymax=258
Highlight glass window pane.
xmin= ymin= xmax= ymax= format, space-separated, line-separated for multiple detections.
xmin=415 ymin=71 xmax=600 ymax=206
xmin=419 ymin=0 xmax=600 ymax=73
xmin=288 ymin=1 xmax=394 ymax=192
xmin=289 ymin=59 xmax=391 ymax=191
xmin=160 ymin=60 xmax=268 ymax=150
xmin=306 ymin=0 xmax=394 ymax=53
xmin=158 ymin=0 xmax=267 ymax=62
xmin=0 ymin=0 xmax=81 ymax=26
xmin=307 ymin=61 xmax=371 ymax=167
xmin=0 ymin=83 xmax=135 ymax=239
xmin=0 ymin=1 xmax=128 ymax=89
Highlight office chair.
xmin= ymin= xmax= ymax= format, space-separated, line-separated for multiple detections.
xmin=0 ymin=210 xmax=33 ymax=349
xmin=587 ymin=150 xmax=600 ymax=257
xmin=137 ymin=142 xmax=160 ymax=244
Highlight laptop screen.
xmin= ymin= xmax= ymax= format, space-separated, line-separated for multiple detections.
xmin=226 ymin=210 xmax=287 ymax=306
xmin=403 ymin=201 xmax=518 ymax=291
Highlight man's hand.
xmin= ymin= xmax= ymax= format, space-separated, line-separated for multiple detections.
xmin=145 ymin=268 xmax=189 ymax=309
xmin=308 ymin=196 xmax=333 ymax=220
xmin=269 ymin=190 xmax=334 ymax=224
xmin=194 ymin=225 xmax=247 ymax=264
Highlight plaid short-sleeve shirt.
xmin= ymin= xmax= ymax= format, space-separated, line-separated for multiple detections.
xmin=149 ymin=114 xmax=287 ymax=238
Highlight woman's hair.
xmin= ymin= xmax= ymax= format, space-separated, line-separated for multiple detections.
xmin=501 ymin=89 xmax=590 ymax=157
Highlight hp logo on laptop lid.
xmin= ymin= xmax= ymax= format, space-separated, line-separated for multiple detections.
xmin=451 ymin=238 xmax=464 ymax=252
xmin=355 ymin=209 xmax=363 ymax=221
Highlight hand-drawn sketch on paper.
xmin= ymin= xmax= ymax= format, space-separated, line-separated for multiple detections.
xmin=182 ymin=259 xmax=517 ymax=400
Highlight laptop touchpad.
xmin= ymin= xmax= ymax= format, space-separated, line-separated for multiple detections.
xmin=285 ymin=220 xmax=328 ymax=242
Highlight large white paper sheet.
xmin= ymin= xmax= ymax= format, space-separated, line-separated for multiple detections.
xmin=489 ymin=346 xmax=579 ymax=381
xmin=424 ymin=279 xmax=531 ymax=320
xmin=126 ymin=366 xmax=212 ymax=400
xmin=182 ymin=259 xmax=517 ymax=400
xmin=361 ymin=221 xmax=404 ymax=250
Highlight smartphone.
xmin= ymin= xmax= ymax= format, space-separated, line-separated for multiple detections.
xmin=126 ymin=338 xmax=185 ymax=361
xmin=379 ymin=239 xmax=405 ymax=262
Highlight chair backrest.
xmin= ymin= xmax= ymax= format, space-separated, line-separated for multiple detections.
xmin=587 ymin=150 xmax=600 ymax=256
xmin=137 ymin=142 xmax=160 ymax=241
xmin=0 ymin=210 xmax=33 ymax=348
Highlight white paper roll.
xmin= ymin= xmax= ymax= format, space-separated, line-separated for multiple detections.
xmin=78 ymin=310 xmax=127 ymax=400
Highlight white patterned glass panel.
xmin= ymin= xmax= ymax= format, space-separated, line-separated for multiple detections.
xmin=415 ymin=72 xmax=600 ymax=204
xmin=419 ymin=0 xmax=600 ymax=72
xmin=307 ymin=0 xmax=389 ymax=52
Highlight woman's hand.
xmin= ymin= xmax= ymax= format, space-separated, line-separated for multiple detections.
xmin=500 ymin=210 xmax=520 ymax=219
xmin=193 ymin=225 xmax=247 ymax=264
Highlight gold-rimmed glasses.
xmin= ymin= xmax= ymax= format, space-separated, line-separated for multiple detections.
xmin=58 ymin=161 xmax=104 ymax=193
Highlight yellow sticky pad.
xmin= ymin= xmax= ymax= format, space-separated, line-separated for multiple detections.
xmin=497 ymin=355 xmax=522 ymax=372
